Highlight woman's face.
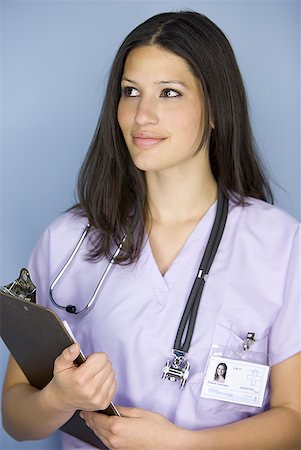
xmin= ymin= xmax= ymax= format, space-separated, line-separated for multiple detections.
xmin=117 ymin=45 xmax=207 ymax=174
xmin=217 ymin=365 xmax=226 ymax=377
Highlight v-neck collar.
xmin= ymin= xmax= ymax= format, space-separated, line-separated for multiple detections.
xmin=139 ymin=201 xmax=218 ymax=302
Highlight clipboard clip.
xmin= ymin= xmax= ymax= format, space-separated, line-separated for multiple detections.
xmin=0 ymin=268 xmax=36 ymax=303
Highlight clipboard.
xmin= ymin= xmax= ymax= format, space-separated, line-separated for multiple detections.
xmin=0 ymin=288 xmax=119 ymax=449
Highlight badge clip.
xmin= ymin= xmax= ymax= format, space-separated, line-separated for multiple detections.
xmin=162 ymin=349 xmax=190 ymax=389
xmin=0 ymin=268 xmax=36 ymax=303
xmin=243 ymin=332 xmax=256 ymax=351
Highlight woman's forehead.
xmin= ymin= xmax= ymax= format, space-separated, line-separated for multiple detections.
xmin=123 ymin=46 xmax=196 ymax=83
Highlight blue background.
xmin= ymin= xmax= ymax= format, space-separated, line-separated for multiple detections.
xmin=0 ymin=0 xmax=300 ymax=448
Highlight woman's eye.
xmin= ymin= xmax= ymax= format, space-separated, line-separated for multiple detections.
xmin=160 ymin=89 xmax=181 ymax=98
xmin=122 ymin=86 xmax=140 ymax=97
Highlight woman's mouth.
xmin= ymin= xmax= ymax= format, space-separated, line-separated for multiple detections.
xmin=132 ymin=133 xmax=166 ymax=149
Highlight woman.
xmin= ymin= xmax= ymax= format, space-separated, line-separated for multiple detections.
xmin=214 ymin=363 xmax=227 ymax=383
xmin=2 ymin=11 xmax=300 ymax=450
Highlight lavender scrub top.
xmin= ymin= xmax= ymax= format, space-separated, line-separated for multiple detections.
xmin=28 ymin=198 xmax=301 ymax=449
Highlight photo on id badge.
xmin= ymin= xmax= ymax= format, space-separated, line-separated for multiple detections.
xmin=214 ymin=362 xmax=228 ymax=383
xmin=201 ymin=355 xmax=270 ymax=408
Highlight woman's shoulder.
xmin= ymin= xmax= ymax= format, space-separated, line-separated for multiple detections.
xmin=46 ymin=209 xmax=89 ymax=236
xmin=228 ymin=197 xmax=300 ymax=257
xmin=230 ymin=197 xmax=299 ymax=231
xmin=32 ymin=210 xmax=89 ymax=257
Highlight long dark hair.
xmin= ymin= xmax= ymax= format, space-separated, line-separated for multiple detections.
xmin=74 ymin=11 xmax=273 ymax=263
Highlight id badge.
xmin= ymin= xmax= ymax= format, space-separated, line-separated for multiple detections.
xmin=201 ymin=355 xmax=270 ymax=408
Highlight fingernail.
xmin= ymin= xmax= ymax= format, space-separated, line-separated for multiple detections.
xmin=79 ymin=411 xmax=84 ymax=419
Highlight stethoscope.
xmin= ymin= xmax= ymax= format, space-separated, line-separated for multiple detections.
xmin=49 ymin=228 xmax=126 ymax=315
xmin=49 ymin=189 xmax=228 ymax=387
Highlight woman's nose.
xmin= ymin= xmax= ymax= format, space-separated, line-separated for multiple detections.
xmin=134 ymin=96 xmax=159 ymax=126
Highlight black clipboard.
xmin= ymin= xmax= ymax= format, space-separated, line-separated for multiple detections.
xmin=0 ymin=289 xmax=119 ymax=449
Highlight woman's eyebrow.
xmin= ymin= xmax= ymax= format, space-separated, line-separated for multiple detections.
xmin=121 ymin=77 xmax=188 ymax=88
xmin=157 ymin=80 xmax=188 ymax=87
xmin=121 ymin=77 xmax=137 ymax=84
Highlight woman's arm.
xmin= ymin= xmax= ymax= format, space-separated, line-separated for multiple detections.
xmin=81 ymin=352 xmax=301 ymax=450
xmin=2 ymin=344 xmax=116 ymax=441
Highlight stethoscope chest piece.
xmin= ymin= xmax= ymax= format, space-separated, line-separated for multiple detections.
xmin=162 ymin=350 xmax=190 ymax=389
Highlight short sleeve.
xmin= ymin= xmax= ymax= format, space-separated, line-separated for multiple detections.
xmin=27 ymin=226 xmax=52 ymax=308
xmin=269 ymin=224 xmax=301 ymax=366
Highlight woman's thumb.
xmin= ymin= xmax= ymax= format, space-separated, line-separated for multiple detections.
xmin=55 ymin=343 xmax=81 ymax=371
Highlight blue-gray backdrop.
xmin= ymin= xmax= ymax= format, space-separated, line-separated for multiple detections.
xmin=0 ymin=0 xmax=300 ymax=449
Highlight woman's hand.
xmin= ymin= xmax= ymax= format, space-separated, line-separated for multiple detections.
xmin=48 ymin=343 xmax=117 ymax=414
xmin=80 ymin=406 xmax=190 ymax=450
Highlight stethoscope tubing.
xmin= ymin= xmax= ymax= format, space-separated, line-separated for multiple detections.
xmin=174 ymin=190 xmax=228 ymax=353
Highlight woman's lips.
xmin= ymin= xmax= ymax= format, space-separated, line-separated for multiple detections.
xmin=132 ymin=133 xmax=166 ymax=149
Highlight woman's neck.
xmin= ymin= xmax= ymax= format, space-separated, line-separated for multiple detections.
xmin=144 ymin=155 xmax=217 ymax=275
xmin=145 ymin=158 xmax=217 ymax=227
